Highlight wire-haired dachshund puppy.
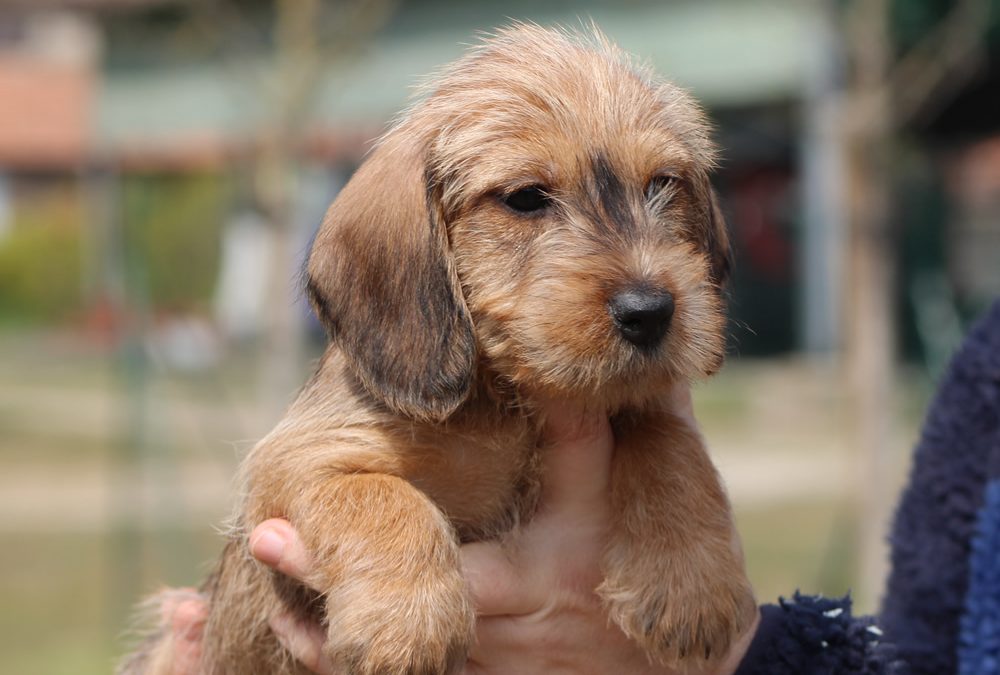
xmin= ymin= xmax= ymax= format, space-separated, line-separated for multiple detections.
xmin=121 ymin=23 xmax=756 ymax=675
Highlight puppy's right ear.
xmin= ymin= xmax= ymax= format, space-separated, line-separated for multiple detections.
xmin=306 ymin=130 xmax=476 ymax=422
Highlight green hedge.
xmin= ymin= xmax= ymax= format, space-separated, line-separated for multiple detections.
xmin=122 ymin=173 xmax=227 ymax=311
xmin=0 ymin=206 xmax=84 ymax=323
xmin=0 ymin=172 xmax=228 ymax=325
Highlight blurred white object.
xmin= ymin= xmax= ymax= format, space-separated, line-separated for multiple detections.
xmin=22 ymin=11 xmax=100 ymax=66
xmin=214 ymin=207 xmax=275 ymax=341
xmin=146 ymin=314 xmax=221 ymax=372
xmin=0 ymin=173 xmax=10 ymax=240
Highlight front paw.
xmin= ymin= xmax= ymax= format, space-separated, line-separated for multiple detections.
xmin=599 ymin=551 xmax=756 ymax=668
xmin=322 ymin=565 xmax=474 ymax=675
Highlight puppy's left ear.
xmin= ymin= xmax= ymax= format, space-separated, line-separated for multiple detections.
xmin=693 ymin=172 xmax=733 ymax=286
xmin=695 ymin=176 xmax=733 ymax=375
xmin=306 ymin=129 xmax=476 ymax=422
xmin=706 ymin=188 xmax=733 ymax=286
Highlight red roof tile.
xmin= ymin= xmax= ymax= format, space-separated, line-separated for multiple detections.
xmin=0 ymin=55 xmax=94 ymax=169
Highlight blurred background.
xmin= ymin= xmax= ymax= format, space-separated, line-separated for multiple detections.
xmin=1 ymin=0 xmax=999 ymax=672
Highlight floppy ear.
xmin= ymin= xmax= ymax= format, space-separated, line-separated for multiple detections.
xmin=691 ymin=171 xmax=733 ymax=286
xmin=706 ymin=188 xmax=733 ymax=286
xmin=686 ymin=176 xmax=734 ymax=376
xmin=306 ymin=130 xmax=477 ymax=422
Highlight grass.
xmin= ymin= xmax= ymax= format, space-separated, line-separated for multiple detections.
xmin=737 ymin=498 xmax=859 ymax=607
xmin=1 ymin=528 xmax=224 ymax=675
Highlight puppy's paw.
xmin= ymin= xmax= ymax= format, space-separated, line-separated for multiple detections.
xmin=322 ymin=564 xmax=474 ymax=675
xmin=599 ymin=550 xmax=756 ymax=669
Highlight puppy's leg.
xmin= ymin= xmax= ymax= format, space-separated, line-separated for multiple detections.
xmin=599 ymin=412 xmax=756 ymax=669
xmin=285 ymin=473 xmax=473 ymax=675
xmin=199 ymin=540 xmax=301 ymax=675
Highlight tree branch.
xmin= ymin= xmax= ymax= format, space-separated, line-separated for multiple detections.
xmin=888 ymin=0 xmax=992 ymax=127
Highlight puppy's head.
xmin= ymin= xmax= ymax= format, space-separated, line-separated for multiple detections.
xmin=308 ymin=25 xmax=731 ymax=420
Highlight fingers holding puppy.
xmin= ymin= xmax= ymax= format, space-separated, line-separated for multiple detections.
xmin=248 ymin=521 xmax=331 ymax=674
xmin=249 ymin=519 xmax=315 ymax=581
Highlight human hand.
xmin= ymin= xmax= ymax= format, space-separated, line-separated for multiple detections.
xmin=455 ymin=389 xmax=757 ymax=675
xmin=169 ymin=383 xmax=758 ymax=674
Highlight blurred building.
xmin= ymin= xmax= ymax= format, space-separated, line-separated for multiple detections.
xmin=0 ymin=6 xmax=102 ymax=323
xmin=0 ymin=0 xmax=998 ymax=362
xmin=0 ymin=11 xmax=97 ymax=169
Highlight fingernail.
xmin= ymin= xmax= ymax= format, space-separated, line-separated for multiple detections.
xmin=251 ymin=528 xmax=285 ymax=567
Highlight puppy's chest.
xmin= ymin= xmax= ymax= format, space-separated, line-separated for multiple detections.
xmin=404 ymin=420 xmax=542 ymax=543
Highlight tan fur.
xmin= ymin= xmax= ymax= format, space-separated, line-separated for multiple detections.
xmin=119 ymin=24 xmax=754 ymax=675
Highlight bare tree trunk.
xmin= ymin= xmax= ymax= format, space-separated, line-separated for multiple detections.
xmin=839 ymin=0 xmax=992 ymax=611
xmin=844 ymin=0 xmax=895 ymax=610
xmin=254 ymin=0 xmax=395 ymax=415
xmin=258 ymin=0 xmax=321 ymax=415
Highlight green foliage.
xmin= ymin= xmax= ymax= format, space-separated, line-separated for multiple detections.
xmin=122 ymin=173 xmax=227 ymax=311
xmin=0 ymin=208 xmax=83 ymax=323
xmin=0 ymin=173 xmax=227 ymax=324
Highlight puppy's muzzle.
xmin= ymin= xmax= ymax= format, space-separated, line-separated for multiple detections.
xmin=609 ymin=286 xmax=675 ymax=349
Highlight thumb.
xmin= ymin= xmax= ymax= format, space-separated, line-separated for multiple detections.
xmin=249 ymin=519 xmax=315 ymax=583
xmin=536 ymin=400 xmax=613 ymax=519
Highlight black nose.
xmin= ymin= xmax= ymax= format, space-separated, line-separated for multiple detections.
xmin=608 ymin=287 xmax=675 ymax=348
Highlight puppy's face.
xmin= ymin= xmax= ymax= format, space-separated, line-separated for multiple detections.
xmin=308 ymin=26 xmax=731 ymax=419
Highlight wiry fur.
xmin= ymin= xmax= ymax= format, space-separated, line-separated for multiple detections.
xmin=119 ymin=24 xmax=755 ymax=675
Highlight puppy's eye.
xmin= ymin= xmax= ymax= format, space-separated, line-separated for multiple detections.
xmin=645 ymin=174 xmax=679 ymax=201
xmin=503 ymin=186 xmax=551 ymax=214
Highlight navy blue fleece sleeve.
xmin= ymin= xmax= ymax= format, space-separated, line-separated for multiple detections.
xmin=880 ymin=300 xmax=1000 ymax=674
xmin=735 ymin=594 xmax=907 ymax=675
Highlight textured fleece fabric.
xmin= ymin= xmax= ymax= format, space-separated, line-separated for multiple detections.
xmin=880 ymin=300 xmax=1000 ymax=675
xmin=960 ymin=481 xmax=1000 ymax=674
xmin=734 ymin=593 xmax=906 ymax=675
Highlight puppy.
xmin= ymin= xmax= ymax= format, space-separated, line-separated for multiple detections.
xmin=121 ymin=24 xmax=755 ymax=675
